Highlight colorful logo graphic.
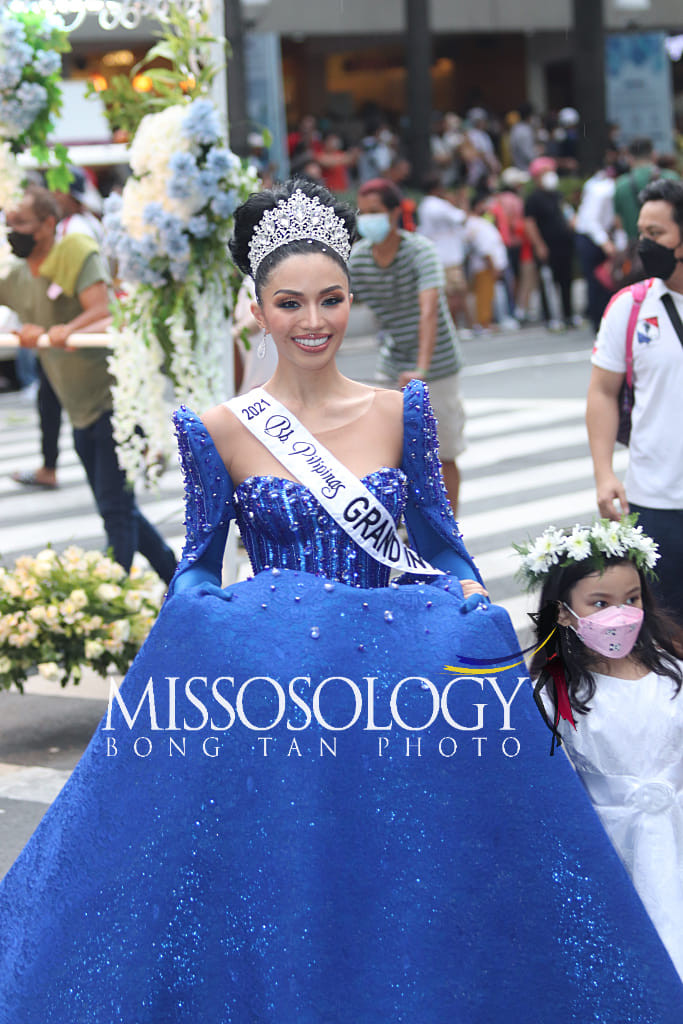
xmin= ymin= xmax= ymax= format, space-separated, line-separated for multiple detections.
xmin=637 ymin=316 xmax=659 ymax=345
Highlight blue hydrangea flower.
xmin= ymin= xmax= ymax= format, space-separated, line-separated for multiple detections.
xmin=142 ymin=202 xmax=166 ymax=228
xmin=169 ymin=151 xmax=197 ymax=177
xmin=196 ymin=168 xmax=220 ymax=202
xmin=33 ymin=50 xmax=62 ymax=77
xmin=205 ymin=147 xmax=239 ymax=177
xmin=187 ymin=215 xmax=211 ymax=239
xmin=157 ymin=211 xmax=188 ymax=251
xmin=138 ymin=235 xmax=161 ymax=261
xmin=211 ymin=190 xmax=238 ymax=219
xmin=16 ymin=81 xmax=48 ymax=119
xmin=167 ymin=152 xmax=199 ymax=200
xmin=1 ymin=17 xmax=27 ymax=44
xmin=0 ymin=63 xmax=24 ymax=91
xmin=181 ymin=100 xmax=221 ymax=146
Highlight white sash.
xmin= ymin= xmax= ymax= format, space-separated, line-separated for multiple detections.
xmin=226 ymin=387 xmax=443 ymax=576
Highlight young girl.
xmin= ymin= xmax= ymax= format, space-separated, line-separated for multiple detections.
xmin=520 ymin=516 xmax=683 ymax=979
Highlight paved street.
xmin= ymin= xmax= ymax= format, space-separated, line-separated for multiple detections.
xmin=0 ymin=315 xmax=626 ymax=877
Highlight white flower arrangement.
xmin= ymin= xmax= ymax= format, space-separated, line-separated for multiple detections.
xmin=514 ymin=514 xmax=660 ymax=590
xmin=0 ymin=546 xmax=163 ymax=691
xmin=104 ymin=99 xmax=259 ymax=484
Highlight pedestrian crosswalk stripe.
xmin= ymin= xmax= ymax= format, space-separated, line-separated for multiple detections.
xmin=462 ymin=450 xmax=627 ymax=503
xmin=460 ymin=422 xmax=593 ymax=469
xmin=465 ymin=398 xmax=585 ymax=439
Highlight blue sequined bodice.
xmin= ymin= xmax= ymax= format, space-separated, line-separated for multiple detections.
xmin=233 ymin=468 xmax=407 ymax=588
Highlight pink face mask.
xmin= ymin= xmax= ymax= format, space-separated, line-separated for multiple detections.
xmin=563 ymin=603 xmax=644 ymax=659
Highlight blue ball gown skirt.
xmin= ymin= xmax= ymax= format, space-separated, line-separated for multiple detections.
xmin=0 ymin=387 xmax=681 ymax=1021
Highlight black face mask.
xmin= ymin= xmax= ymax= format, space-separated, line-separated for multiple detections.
xmin=637 ymin=236 xmax=682 ymax=280
xmin=8 ymin=230 xmax=37 ymax=259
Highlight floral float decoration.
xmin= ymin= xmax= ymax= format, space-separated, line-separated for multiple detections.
xmin=0 ymin=547 xmax=163 ymax=692
xmin=0 ymin=8 xmax=71 ymax=268
xmin=101 ymin=3 xmax=258 ymax=483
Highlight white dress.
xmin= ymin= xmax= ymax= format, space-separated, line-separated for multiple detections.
xmin=548 ymin=669 xmax=683 ymax=979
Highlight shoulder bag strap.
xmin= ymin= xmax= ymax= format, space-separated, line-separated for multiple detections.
xmin=225 ymin=388 xmax=443 ymax=576
xmin=624 ymin=279 xmax=652 ymax=385
xmin=660 ymin=292 xmax=683 ymax=351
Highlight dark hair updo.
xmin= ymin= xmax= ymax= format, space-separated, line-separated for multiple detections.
xmin=228 ymin=177 xmax=357 ymax=300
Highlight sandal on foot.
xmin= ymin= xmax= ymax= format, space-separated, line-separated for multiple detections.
xmin=11 ymin=470 xmax=58 ymax=490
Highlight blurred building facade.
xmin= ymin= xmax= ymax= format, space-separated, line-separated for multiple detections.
xmin=61 ymin=0 xmax=683 ymax=134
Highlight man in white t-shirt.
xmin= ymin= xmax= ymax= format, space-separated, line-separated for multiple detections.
xmin=587 ymin=178 xmax=683 ymax=621
xmin=417 ymin=174 xmax=467 ymax=324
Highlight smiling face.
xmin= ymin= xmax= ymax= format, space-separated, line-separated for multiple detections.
xmin=251 ymin=251 xmax=352 ymax=369
xmin=558 ymin=562 xmax=643 ymax=623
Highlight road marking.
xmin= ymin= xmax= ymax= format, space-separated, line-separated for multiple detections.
xmin=0 ymin=764 xmax=71 ymax=804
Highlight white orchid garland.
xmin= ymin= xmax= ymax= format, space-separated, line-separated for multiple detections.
xmin=514 ymin=514 xmax=660 ymax=590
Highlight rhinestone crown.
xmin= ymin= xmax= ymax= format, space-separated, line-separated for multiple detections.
xmin=247 ymin=189 xmax=351 ymax=276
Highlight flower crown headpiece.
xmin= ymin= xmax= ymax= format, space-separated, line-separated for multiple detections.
xmin=247 ymin=188 xmax=351 ymax=276
xmin=513 ymin=514 xmax=659 ymax=591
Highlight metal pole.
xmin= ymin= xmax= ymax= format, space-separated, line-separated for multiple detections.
xmin=572 ymin=0 xmax=608 ymax=174
xmin=405 ymin=0 xmax=432 ymax=186
xmin=224 ymin=0 xmax=249 ymax=156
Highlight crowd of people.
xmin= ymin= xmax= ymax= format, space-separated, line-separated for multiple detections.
xmin=286 ymin=105 xmax=682 ymax=335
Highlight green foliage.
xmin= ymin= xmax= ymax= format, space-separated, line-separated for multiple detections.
xmin=84 ymin=74 xmax=144 ymax=138
xmin=93 ymin=2 xmax=227 ymax=137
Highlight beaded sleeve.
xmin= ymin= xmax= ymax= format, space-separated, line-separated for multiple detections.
xmin=401 ymin=380 xmax=482 ymax=583
xmin=167 ymin=407 xmax=235 ymax=595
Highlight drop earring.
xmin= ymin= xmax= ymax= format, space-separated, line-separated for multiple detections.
xmin=257 ymin=330 xmax=267 ymax=360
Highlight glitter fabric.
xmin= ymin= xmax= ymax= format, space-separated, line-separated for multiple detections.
xmin=233 ymin=469 xmax=407 ymax=588
xmin=0 ymin=382 xmax=681 ymax=1021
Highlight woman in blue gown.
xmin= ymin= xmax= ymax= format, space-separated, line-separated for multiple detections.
xmin=0 ymin=179 xmax=681 ymax=1022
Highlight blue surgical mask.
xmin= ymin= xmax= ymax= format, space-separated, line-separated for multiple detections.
xmin=356 ymin=212 xmax=391 ymax=244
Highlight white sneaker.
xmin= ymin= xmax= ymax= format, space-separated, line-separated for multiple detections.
xmin=19 ymin=380 xmax=39 ymax=402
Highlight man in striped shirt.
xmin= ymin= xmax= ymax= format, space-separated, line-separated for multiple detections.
xmin=349 ymin=178 xmax=465 ymax=512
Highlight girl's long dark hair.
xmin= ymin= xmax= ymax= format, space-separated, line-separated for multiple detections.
xmin=530 ymin=557 xmax=683 ymax=734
